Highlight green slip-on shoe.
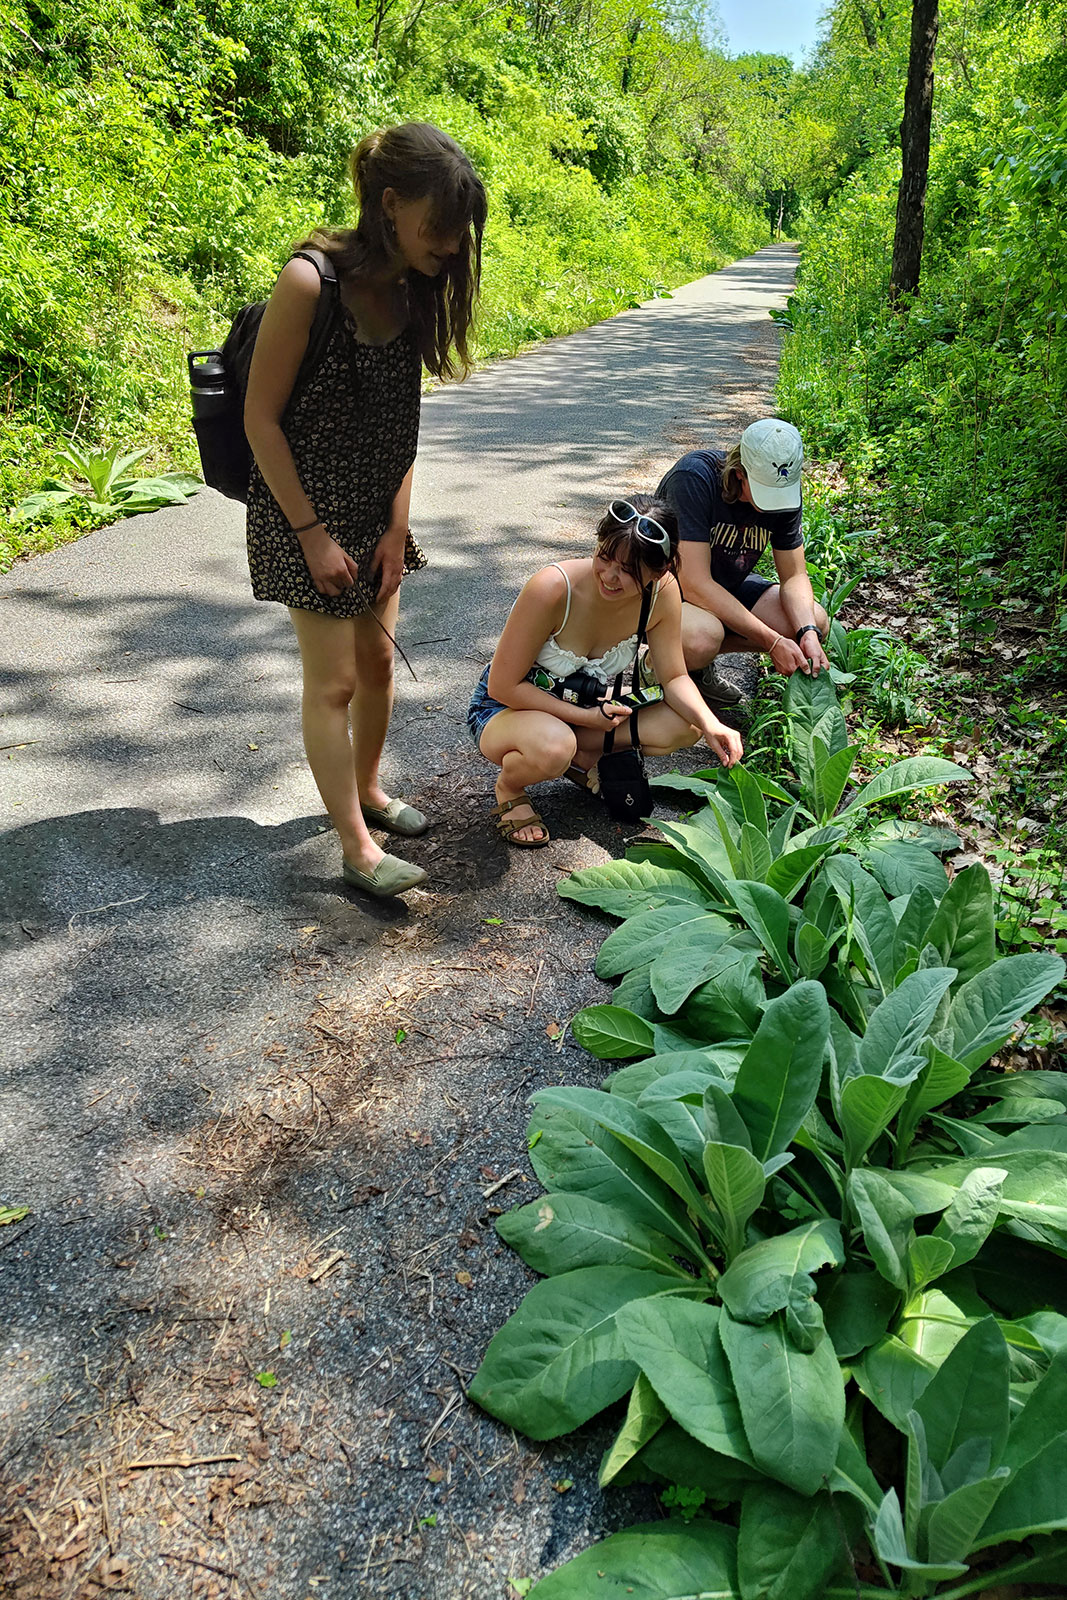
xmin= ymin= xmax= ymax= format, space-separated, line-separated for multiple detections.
xmin=342 ymin=853 xmax=428 ymax=898
xmin=360 ymin=797 xmax=429 ymax=837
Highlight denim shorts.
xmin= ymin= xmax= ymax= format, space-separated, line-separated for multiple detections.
xmin=467 ymin=665 xmax=507 ymax=747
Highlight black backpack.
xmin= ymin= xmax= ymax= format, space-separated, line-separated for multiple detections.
xmin=187 ymin=248 xmax=340 ymax=503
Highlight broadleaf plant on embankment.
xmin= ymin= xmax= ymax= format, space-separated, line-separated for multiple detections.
xmin=470 ymin=672 xmax=1067 ymax=1597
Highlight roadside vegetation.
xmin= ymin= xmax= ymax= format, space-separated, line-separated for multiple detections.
xmin=2 ymin=0 xmax=821 ymax=568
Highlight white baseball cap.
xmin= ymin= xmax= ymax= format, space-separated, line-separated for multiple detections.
xmin=739 ymin=418 xmax=803 ymax=512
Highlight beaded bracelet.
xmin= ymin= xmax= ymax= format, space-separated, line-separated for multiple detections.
xmin=290 ymin=517 xmax=323 ymax=536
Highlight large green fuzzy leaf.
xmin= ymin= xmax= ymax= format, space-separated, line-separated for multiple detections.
xmin=702 ymin=1142 xmax=767 ymax=1260
xmin=528 ymin=1521 xmax=739 ymax=1600
xmin=718 ymin=1220 xmax=844 ymax=1325
xmin=599 ymin=1371 xmax=668 ymax=1486
xmin=1002 ymin=1350 xmax=1067 ymax=1471
xmin=855 ymin=1290 xmax=973 ymax=1429
xmin=526 ymin=1099 xmax=705 ymax=1255
xmin=607 ymin=1047 xmax=742 ymax=1101
xmin=596 ymin=905 xmax=731 ymax=979
xmin=866 ymin=818 xmax=961 ymax=853
xmin=559 ymin=860 xmax=713 ymax=919
xmin=732 ymin=982 xmax=830 ymax=1162
xmin=838 ymin=1071 xmax=921 ymax=1169
xmin=947 ymin=952 xmax=1066 ymax=1070
xmin=870 ymin=1490 xmax=966 ymax=1579
xmin=614 ymin=962 xmax=659 ymax=1018
xmin=892 ymin=885 xmax=940 ymax=983
xmin=640 ymin=1424 xmax=764 ymax=1498
xmin=819 ymin=1269 xmax=899 ymax=1359
xmin=680 ymin=952 xmax=765 ymax=1042
xmin=924 ymin=864 xmax=995 ymax=988
xmin=533 ymin=1086 xmax=712 ymax=1224
xmin=617 ymin=1299 xmax=754 ymax=1465
xmin=972 ymin=1434 xmax=1067 ymax=1549
xmin=859 ymin=840 xmax=949 ymax=901
xmin=847 ymin=1168 xmax=912 ymax=1291
xmin=739 ymin=821 xmax=772 ymax=882
xmin=859 ymin=967 xmax=957 ymax=1079
xmin=896 ymin=1047 xmax=973 ymax=1153
xmin=571 ymin=1004 xmax=655 ymax=1059
xmin=913 ymin=1316 xmax=1010 ymax=1475
xmin=730 ymin=764 xmax=770 ymax=836
xmin=812 ymin=739 xmax=858 ymax=822
xmin=656 ymin=817 xmax=736 ymax=892
xmin=720 ymin=1309 xmax=846 ymax=1495
xmin=926 ymin=1471 xmax=1010 ymax=1565
xmin=469 ymin=1266 xmax=699 ymax=1437
xmin=497 ymin=1193 xmax=693 ymax=1278
xmin=766 ymin=841 xmax=838 ymax=900
xmin=931 ymin=1166 xmax=1006 ymax=1268
xmin=914 ymin=1148 xmax=1067 ymax=1248
xmin=837 ymin=756 xmax=972 ymax=820
xmin=738 ymin=1485 xmax=850 ymax=1600
xmin=651 ymin=936 xmax=760 ymax=1016
xmin=824 ymin=855 xmax=898 ymax=993
xmin=723 ymin=880 xmax=796 ymax=978
xmin=638 ymin=1077 xmax=716 ymax=1169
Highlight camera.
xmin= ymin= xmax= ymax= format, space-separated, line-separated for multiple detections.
xmin=527 ymin=666 xmax=606 ymax=707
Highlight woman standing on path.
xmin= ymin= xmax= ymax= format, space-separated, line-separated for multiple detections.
xmin=244 ymin=123 xmax=487 ymax=897
xmin=468 ymin=498 xmax=744 ymax=847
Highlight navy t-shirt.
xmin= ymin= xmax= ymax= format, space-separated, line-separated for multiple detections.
xmin=656 ymin=450 xmax=803 ymax=594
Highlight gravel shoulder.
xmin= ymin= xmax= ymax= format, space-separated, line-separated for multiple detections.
xmin=0 ymin=246 xmax=796 ymax=1599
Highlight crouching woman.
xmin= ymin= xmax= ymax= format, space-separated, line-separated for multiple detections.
xmin=468 ymin=497 xmax=744 ymax=846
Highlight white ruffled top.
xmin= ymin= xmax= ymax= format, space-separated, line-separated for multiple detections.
xmin=534 ymin=564 xmax=661 ymax=683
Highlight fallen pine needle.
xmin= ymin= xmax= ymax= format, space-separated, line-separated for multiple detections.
xmin=308 ymin=1249 xmax=344 ymax=1283
xmin=482 ymin=1168 xmax=521 ymax=1199
xmin=123 ymin=1453 xmax=242 ymax=1471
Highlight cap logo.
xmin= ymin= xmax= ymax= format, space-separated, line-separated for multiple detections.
xmin=774 ymin=460 xmax=792 ymax=478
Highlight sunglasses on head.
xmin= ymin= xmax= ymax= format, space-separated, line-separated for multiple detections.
xmin=607 ymin=500 xmax=671 ymax=557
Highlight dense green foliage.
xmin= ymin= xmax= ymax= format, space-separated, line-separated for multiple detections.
xmin=472 ymin=676 xmax=1067 ymax=1595
xmin=778 ymin=0 xmax=1067 ymax=686
xmin=1 ymin=0 xmax=817 ymax=566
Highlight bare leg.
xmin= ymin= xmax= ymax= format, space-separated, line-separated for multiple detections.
xmin=573 ymin=701 xmax=701 ymax=771
xmin=718 ymin=587 xmax=828 ymax=653
xmin=350 ymin=589 xmax=400 ymax=813
xmin=289 ymin=607 xmax=384 ymax=875
xmin=479 ymin=709 xmax=578 ymax=845
xmin=681 ymin=601 xmax=726 ymax=671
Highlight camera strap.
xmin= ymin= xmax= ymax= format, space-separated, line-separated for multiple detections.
xmin=603 ymin=582 xmax=652 ymax=759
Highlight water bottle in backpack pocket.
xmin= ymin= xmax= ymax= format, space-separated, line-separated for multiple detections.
xmin=187 ymin=249 xmax=340 ymax=504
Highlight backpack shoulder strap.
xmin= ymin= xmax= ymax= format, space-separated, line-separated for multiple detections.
xmin=287 ymin=247 xmax=342 ymax=402
xmin=292 ymin=246 xmax=339 ymax=286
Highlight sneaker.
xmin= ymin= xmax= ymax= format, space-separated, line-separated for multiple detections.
xmin=692 ymin=662 xmax=744 ymax=706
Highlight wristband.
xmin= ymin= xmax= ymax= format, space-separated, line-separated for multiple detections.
xmin=767 ymin=633 xmax=783 ymax=652
xmin=290 ymin=517 xmax=323 ymax=535
xmin=796 ymin=624 xmax=824 ymax=643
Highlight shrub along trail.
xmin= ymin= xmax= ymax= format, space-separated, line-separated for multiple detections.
xmin=824 ymin=515 xmax=1067 ymax=1053
xmin=0 ymin=248 xmax=792 ymax=1599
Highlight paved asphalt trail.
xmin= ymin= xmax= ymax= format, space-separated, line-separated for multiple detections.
xmin=0 ymin=245 xmax=796 ymax=1599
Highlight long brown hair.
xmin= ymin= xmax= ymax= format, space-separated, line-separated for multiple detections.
xmin=303 ymin=122 xmax=487 ymax=380
xmin=721 ymin=444 xmax=746 ymax=504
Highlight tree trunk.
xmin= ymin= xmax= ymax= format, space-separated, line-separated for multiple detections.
xmin=890 ymin=0 xmax=939 ymax=303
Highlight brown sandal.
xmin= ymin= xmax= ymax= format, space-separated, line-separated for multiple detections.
xmin=564 ymin=762 xmax=600 ymax=796
xmin=492 ymin=791 xmax=550 ymax=848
